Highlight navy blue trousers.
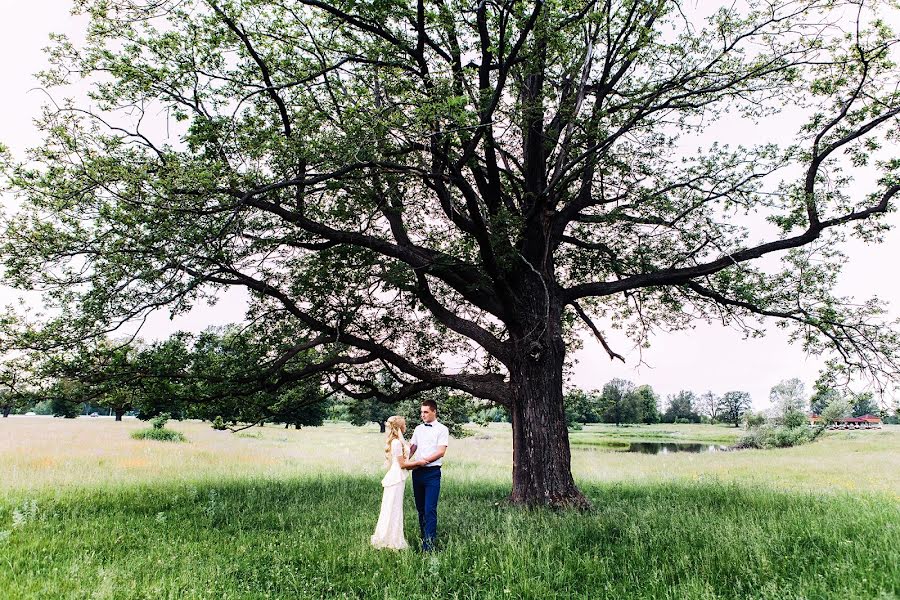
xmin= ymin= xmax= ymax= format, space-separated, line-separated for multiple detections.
xmin=411 ymin=466 xmax=441 ymax=550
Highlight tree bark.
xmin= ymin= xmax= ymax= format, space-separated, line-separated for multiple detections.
xmin=2 ymin=404 xmax=10 ymax=418
xmin=114 ymin=408 xmax=125 ymax=421
xmin=378 ymin=421 xmax=386 ymax=434
xmin=507 ymin=296 xmax=589 ymax=508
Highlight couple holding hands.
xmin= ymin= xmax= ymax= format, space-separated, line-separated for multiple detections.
xmin=370 ymin=399 xmax=448 ymax=552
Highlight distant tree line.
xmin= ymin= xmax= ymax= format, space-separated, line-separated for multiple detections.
xmin=553 ymin=382 xmax=753 ymax=428
xmin=5 ymin=337 xmax=898 ymax=433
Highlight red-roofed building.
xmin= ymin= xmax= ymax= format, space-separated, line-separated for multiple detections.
xmin=830 ymin=415 xmax=882 ymax=429
xmin=808 ymin=413 xmax=882 ymax=429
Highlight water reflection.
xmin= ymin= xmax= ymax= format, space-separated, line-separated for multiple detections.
xmin=625 ymin=442 xmax=730 ymax=454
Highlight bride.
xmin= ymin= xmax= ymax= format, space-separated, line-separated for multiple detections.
xmin=371 ymin=415 xmax=418 ymax=550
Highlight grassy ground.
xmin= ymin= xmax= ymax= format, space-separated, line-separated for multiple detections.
xmin=1 ymin=417 xmax=898 ymax=599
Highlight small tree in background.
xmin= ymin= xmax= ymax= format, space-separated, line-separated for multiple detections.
xmin=699 ymin=391 xmax=721 ymax=423
xmin=820 ymin=397 xmax=852 ymax=425
xmin=850 ymin=392 xmax=879 ymax=417
xmin=635 ymin=385 xmax=660 ymax=424
xmin=743 ymin=411 xmax=767 ymax=429
xmin=719 ymin=391 xmax=753 ymax=428
xmin=809 ymin=383 xmax=842 ymax=415
xmin=598 ymin=379 xmax=641 ymax=426
xmin=662 ymin=391 xmax=700 ymax=424
xmin=564 ymin=388 xmax=602 ymax=426
xmin=48 ymin=379 xmax=84 ymax=419
xmin=770 ymin=379 xmax=807 ymax=424
xmin=347 ymin=396 xmax=396 ymax=434
xmin=398 ymin=390 xmax=473 ymax=439
xmin=0 ymin=358 xmax=37 ymax=418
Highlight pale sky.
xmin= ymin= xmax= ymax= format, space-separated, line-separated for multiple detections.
xmin=2 ymin=1 xmax=899 ymax=410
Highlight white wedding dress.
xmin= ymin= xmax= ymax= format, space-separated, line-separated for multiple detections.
xmin=371 ymin=438 xmax=409 ymax=550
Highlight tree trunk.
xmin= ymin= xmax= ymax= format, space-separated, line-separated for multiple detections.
xmin=508 ymin=319 xmax=589 ymax=509
xmin=378 ymin=421 xmax=386 ymax=434
xmin=114 ymin=408 xmax=125 ymax=421
xmin=2 ymin=404 xmax=10 ymax=418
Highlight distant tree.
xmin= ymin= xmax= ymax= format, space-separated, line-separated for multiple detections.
xmin=635 ymin=385 xmax=660 ymax=424
xmin=0 ymin=391 xmax=13 ymax=418
xmin=719 ymin=391 xmax=752 ymax=427
xmin=84 ymin=342 xmax=140 ymax=421
xmin=31 ymin=400 xmax=53 ymax=415
xmin=850 ymin=392 xmax=879 ymax=417
xmin=398 ymin=389 xmax=473 ymax=438
xmin=770 ymin=378 xmax=806 ymax=421
xmin=820 ymin=397 xmax=851 ymax=425
xmin=809 ymin=385 xmax=841 ymax=415
xmin=346 ymin=377 xmax=470 ymax=436
xmin=564 ymin=388 xmax=602 ymax=425
xmin=699 ymin=391 xmax=721 ymax=422
xmin=662 ymin=391 xmax=699 ymax=423
xmin=270 ymin=384 xmax=329 ymax=429
xmin=742 ymin=411 xmax=766 ymax=429
xmin=598 ymin=379 xmax=641 ymax=426
xmin=0 ymin=358 xmax=36 ymax=418
xmin=347 ymin=396 xmax=396 ymax=433
xmin=48 ymin=379 xmax=85 ymax=418
xmin=131 ymin=334 xmax=193 ymax=419
xmin=883 ymin=401 xmax=900 ymax=425
xmin=783 ymin=409 xmax=807 ymax=428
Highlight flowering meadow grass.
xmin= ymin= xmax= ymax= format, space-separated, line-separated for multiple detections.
xmin=1 ymin=418 xmax=898 ymax=599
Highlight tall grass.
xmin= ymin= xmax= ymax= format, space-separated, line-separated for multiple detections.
xmin=0 ymin=476 xmax=897 ymax=599
xmin=1 ymin=419 xmax=898 ymax=598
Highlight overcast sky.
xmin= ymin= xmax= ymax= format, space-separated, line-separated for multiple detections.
xmin=2 ymin=1 xmax=899 ymax=410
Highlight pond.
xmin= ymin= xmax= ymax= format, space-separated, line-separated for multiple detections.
xmin=623 ymin=442 xmax=731 ymax=454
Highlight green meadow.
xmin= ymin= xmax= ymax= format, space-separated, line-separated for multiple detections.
xmin=1 ymin=418 xmax=898 ymax=599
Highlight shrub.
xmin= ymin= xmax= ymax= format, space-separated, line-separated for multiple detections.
xmin=472 ymin=406 xmax=509 ymax=424
xmin=31 ymin=400 xmax=54 ymax=415
xmin=783 ymin=409 xmax=807 ymax=429
xmin=735 ymin=424 xmax=814 ymax=449
xmin=151 ymin=413 xmax=171 ymax=429
xmin=212 ymin=415 xmax=227 ymax=430
xmin=130 ymin=427 xmax=186 ymax=442
xmin=132 ymin=413 xmax=185 ymax=442
xmin=742 ymin=411 xmax=766 ymax=428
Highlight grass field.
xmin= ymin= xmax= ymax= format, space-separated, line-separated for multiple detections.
xmin=1 ymin=417 xmax=898 ymax=599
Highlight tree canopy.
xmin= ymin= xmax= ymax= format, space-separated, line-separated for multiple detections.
xmin=2 ymin=0 xmax=899 ymax=506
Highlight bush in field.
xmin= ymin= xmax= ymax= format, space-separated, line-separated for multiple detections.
xmin=131 ymin=428 xmax=186 ymax=442
xmin=736 ymin=424 xmax=814 ymax=449
xmin=151 ymin=413 xmax=171 ymax=429
xmin=783 ymin=409 xmax=808 ymax=429
xmin=472 ymin=406 xmax=510 ymax=426
xmin=132 ymin=413 xmax=186 ymax=442
xmin=211 ymin=415 xmax=226 ymax=430
xmin=743 ymin=411 xmax=766 ymax=429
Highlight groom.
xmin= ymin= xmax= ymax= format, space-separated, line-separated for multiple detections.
xmin=407 ymin=399 xmax=448 ymax=552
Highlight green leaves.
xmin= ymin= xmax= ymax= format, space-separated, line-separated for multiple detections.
xmin=2 ymin=0 xmax=899 ymax=411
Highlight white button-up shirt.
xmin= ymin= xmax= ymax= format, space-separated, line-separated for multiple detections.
xmin=410 ymin=420 xmax=449 ymax=467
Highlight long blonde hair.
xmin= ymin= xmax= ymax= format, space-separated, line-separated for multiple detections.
xmin=384 ymin=416 xmax=408 ymax=463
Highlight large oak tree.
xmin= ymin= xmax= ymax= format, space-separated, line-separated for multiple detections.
xmin=2 ymin=0 xmax=900 ymax=506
